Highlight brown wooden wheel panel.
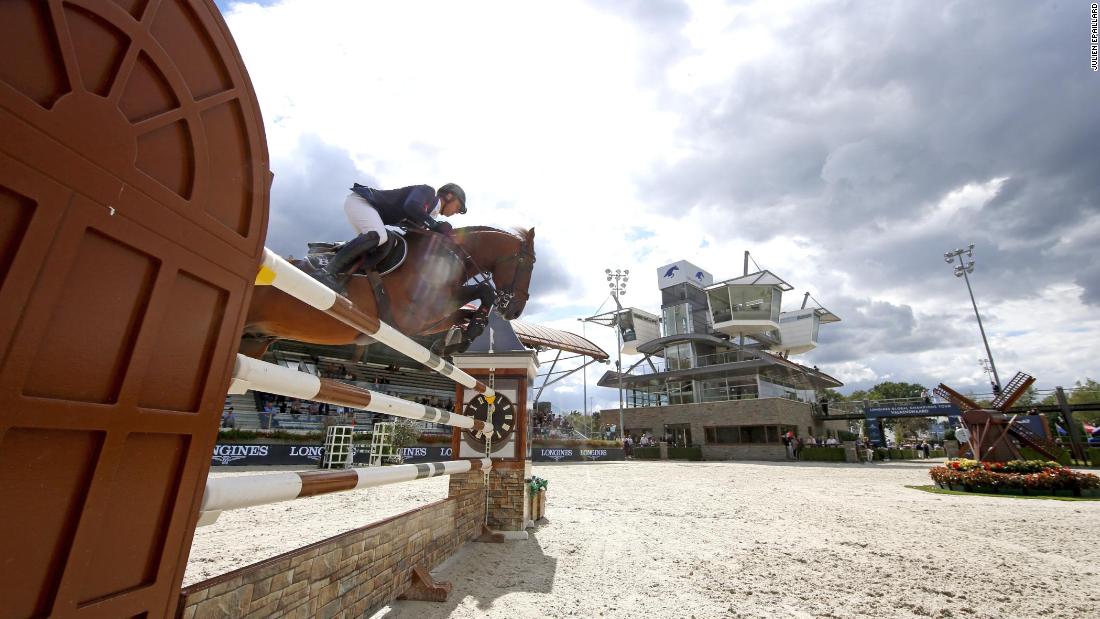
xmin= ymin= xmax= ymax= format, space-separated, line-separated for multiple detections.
xmin=0 ymin=1 xmax=269 ymax=617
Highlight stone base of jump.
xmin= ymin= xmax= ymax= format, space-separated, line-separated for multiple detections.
xmin=489 ymin=529 xmax=530 ymax=541
xmin=476 ymin=524 xmax=508 ymax=542
xmin=397 ymin=565 xmax=453 ymax=603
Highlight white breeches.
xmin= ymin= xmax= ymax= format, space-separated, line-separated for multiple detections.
xmin=343 ymin=193 xmax=389 ymax=244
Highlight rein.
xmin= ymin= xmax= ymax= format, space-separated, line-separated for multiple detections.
xmin=453 ymin=229 xmax=535 ymax=314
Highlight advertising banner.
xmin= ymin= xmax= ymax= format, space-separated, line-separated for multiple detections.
xmin=211 ymin=444 xmax=627 ymax=466
xmin=531 ymin=447 xmax=625 ymax=462
xmin=865 ymin=402 xmax=961 ymax=418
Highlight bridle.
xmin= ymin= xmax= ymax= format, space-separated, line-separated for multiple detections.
xmin=452 ymin=232 xmax=535 ymax=315
xmin=490 ymin=239 xmax=535 ymax=314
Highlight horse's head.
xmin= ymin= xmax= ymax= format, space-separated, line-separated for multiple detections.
xmin=454 ymin=226 xmax=536 ymax=320
xmin=489 ymin=228 xmax=535 ymax=320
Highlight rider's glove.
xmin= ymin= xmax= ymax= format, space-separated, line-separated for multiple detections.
xmin=432 ymin=221 xmax=454 ymax=236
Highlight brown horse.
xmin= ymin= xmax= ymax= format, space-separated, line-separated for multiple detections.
xmin=240 ymin=226 xmax=536 ymax=358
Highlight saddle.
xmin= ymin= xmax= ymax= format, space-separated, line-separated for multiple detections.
xmin=302 ymin=226 xmax=408 ymax=277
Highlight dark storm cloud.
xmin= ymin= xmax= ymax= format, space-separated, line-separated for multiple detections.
xmin=804 ymin=294 xmax=974 ymax=365
xmin=624 ymin=1 xmax=1100 ymax=305
xmin=264 ymin=135 xmax=375 ymax=257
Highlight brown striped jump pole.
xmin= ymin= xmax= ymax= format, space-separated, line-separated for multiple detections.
xmin=197 ymin=459 xmax=492 ymax=526
xmin=228 ymin=354 xmax=493 ymax=434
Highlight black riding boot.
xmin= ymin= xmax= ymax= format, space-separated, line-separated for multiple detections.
xmin=313 ymin=231 xmax=380 ymax=291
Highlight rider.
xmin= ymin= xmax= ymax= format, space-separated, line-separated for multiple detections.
xmin=313 ymin=182 xmax=467 ymax=290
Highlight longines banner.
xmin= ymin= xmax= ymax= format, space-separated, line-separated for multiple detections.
xmin=532 ymin=447 xmax=625 ymax=462
xmin=209 ymin=444 xmax=455 ymax=467
xmin=211 ymin=444 xmax=626 ymax=466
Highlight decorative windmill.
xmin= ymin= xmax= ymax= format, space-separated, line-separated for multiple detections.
xmin=934 ymin=372 xmax=1060 ymax=462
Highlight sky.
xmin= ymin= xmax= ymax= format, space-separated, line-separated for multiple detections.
xmin=214 ymin=0 xmax=1100 ymax=414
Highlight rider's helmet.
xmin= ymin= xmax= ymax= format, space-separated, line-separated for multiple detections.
xmin=437 ymin=183 xmax=467 ymax=214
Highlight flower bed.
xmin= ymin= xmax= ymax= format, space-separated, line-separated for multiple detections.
xmin=929 ymin=459 xmax=1100 ymax=496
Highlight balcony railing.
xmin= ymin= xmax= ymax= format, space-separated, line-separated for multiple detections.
xmin=624 ymin=349 xmax=763 ymax=377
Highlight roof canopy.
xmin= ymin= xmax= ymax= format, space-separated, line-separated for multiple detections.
xmin=707 ymin=270 xmax=794 ymax=291
xmin=512 ymin=320 xmax=609 ymax=361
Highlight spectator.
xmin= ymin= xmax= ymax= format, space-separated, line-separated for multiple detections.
xmin=920 ymin=388 xmax=931 ymax=405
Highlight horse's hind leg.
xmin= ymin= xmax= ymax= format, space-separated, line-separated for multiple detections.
xmin=239 ymin=334 xmax=277 ymax=359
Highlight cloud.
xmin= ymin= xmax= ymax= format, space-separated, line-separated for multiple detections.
xmin=219 ymin=0 xmax=1100 ymax=410
xmin=264 ymin=135 xmax=371 ymax=257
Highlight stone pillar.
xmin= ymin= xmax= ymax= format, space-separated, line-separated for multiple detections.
xmin=448 ymin=466 xmax=529 ymax=535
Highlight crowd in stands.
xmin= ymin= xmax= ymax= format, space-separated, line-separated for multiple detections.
xmin=533 ymin=408 xmax=577 ymax=439
xmin=219 ymin=358 xmax=456 ymax=431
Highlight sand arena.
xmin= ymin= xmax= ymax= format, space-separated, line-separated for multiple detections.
xmin=187 ymin=460 xmax=1099 ymax=618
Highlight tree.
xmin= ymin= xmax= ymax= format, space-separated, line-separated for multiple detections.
xmin=892 ymin=417 xmax=931 ymax=441
xmin=1069 ymin=379 xmax=1100 ymax=425
xmin=1015 ymin=385 xmax=1038 ymax=406
xmin=865 ymin=381 xmax=927 ymax=400
xmin=1069 ymin=378 xmax=1100 ymax=404
xmin=387 ymin=419 xmax=420 ymax=464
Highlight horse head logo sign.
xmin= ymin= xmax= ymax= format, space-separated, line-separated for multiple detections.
xmin=663 ymin=265 xmax=680 ymax=278
xmin=695 ymin=271 xmax=704 ymax=282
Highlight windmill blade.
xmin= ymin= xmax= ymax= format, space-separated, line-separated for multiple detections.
xmin=934 ymin=384 xmax=981 ymax=411
xmin=991 ymin=372 xmax=1035 ymax=411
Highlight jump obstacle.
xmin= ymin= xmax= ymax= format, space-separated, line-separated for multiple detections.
xmin=177 ymin=248 xmax=523 ymax=614
xmin=201 ymin=248 xmax=503 ymax=525
xmin=207 ymin=246 xmax=503 ymax=510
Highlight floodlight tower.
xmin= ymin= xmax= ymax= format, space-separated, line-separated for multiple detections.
xmin=944 ymin=244 xmax=1001 ymax=392
xmin=607 ymin=268 xmax=629 ymax=440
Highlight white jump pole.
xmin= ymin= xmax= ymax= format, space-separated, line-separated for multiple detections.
xmin=229 ymin=354 xmax=493 ymax=433
xmin=198 ymin=459 xmax=492 ymax=526
xmin=256 ymin=248 xmax=495 ymax=398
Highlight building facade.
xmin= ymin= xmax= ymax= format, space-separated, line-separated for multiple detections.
xmin=597 ymin=259 xmax=848 ymax=458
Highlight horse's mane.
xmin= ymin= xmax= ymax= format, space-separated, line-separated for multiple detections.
xmin=457 ymin=225 xmax=532 ymax=243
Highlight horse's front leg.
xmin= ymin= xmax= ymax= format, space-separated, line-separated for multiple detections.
xmin=457 ymin=283 xmax=496 ymax=317
xmin=440 ymin=283 xmax=495 ymax=355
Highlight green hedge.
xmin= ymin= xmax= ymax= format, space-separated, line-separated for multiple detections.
xmin=634 ymin=447 xmax=661 ymax=460
xmin=1020 ymin=447 xmax=1071 ymax=466
xmin=870 ymin=448 xmax=925 ymax=461
xmin=801 ymin=447 xmax=846 ymax=462
xmin=668 ymin=447 xmax=703 ymax=461
xmin=1091 ymin=448 xmax=1100 ymax=467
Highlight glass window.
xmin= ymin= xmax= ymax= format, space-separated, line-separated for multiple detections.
xmin=727 ymin=285 xmax=775 ymax=321
xmin=707 ymin=288 xmax=732 ymax=323
xmin=661 ymin=303 xmax=693 ymax=336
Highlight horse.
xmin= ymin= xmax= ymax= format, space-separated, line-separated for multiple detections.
xmin=240 ymin=226 xmax=536 ymax=359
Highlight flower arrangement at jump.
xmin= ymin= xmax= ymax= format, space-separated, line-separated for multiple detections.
xmin=929 ymin=459 xmax=1100 ymax=496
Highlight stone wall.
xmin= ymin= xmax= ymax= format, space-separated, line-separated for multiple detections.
xmin=177 ymin=471 xmax=487 ymax=619
xmin=450 ymin=465 xmax=528 ymax=531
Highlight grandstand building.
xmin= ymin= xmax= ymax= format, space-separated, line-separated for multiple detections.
xmin=596 ymin=259 xmax=849 ymax=460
